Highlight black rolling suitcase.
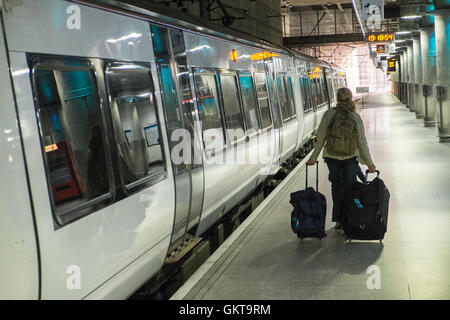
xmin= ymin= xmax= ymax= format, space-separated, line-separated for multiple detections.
xmin=342 ymin=170 xmax=390 ymax=242
xmin=290 ymin=161 xmax=327 ymax=239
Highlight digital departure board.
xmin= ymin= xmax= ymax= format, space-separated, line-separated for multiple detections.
xmin=367 ymin=34 xmax=394 ymax=42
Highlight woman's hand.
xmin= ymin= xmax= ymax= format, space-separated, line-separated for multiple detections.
xmin=368 ymin=164 xmax=376 ymax=173
xmin=307 ymin=159 xmax=316 ymax=166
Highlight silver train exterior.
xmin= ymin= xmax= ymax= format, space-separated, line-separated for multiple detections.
xmin=0 ymin=0 xmax=347 ymax=299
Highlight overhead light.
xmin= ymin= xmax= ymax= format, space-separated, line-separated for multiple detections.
xmin=401 ymin=15 xmax=421 ymax=19
xmin=230 ymin=49 xmax=238 ymax=62
xmin=395 ymin=31 xmax=412 ymax=35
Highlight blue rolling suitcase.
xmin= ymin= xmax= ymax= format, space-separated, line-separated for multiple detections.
xmin=290 ymin=161 xmax=327 ymax=239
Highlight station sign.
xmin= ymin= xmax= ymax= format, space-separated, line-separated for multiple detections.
xmin=250 ymin=51 xmax=279 ymax=61
xmin=356 ymin=87 xmax=370 ymax=94
xmin=388 ymin=57 xmax=397 ymax=71
xmin=388 ymin=43 xmax=396 ymax=54
xmin=367 ymin=33 xmax=394 ymax=42
xmin=376 ymin=44 xmax=386 ymax=54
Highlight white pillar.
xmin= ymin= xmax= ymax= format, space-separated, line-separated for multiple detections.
xmin=413 ymin=37 xmax=423 ymax=118
xmin=435 ymin=9 xmax=450 ymax=141
xmin=400 ymin=51 xmax=407 ymax=104
xmin=407 ymin=44 xmax=415 ymax=111
xmin=421 ymin=27 xmax=438 ymax=126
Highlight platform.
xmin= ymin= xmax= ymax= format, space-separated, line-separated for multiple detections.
xmin=171 ymin=91 xmax=450 ymax=300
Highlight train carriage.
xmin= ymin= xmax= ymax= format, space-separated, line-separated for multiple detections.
xmin=0 ymin=0 xmax=347 ymax=299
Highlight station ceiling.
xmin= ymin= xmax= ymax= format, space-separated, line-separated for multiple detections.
xmin=284 ymin=0 xmax=352 ymax=7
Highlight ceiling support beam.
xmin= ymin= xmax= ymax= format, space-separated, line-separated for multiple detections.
xmin=283 ymin=33 xmax=365 ymax=46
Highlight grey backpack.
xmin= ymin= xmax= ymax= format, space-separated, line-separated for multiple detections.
xmin=327 ymin=107 xmax=358 ymax=156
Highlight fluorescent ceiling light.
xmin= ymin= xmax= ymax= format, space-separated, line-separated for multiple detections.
xmin=395 ymin=31 xmax=412 ymax=35
xmin=401 ymin=15 xmax=421 ymax=19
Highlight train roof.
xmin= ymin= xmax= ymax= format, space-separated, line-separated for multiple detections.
xmin=71 ymin=0 xmax=342 ymax=70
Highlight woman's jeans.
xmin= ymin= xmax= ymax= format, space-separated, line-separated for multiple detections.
xmin=325 ymin=157 xmax=359 ymax=223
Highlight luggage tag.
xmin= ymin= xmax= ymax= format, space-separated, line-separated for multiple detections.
xmin=292 ymin=217 xmax=300 ymax=230
xmin=354 ymin=198 xmax=363 ymax=209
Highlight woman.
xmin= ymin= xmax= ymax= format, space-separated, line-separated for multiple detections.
xmin=307 ymin=87 xmax=376 ymax=229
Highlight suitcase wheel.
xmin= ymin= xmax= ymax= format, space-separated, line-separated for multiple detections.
xmin=343 ymin=233 xmax=350 ymax=242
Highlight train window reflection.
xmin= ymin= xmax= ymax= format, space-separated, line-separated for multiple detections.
xmin=219 ymin=73 xmax=245 ymax=143
xmin=238 ymin=74 xmax=261 ymax=132
xmin=105 ymin=63 xmax=165 ymax=191
xmin=300 ymin=77 xmax=312 ymax=112
xmin=286 ymin=77 xmax=296 ymax=118
xmin=32 ymin=60 xmax=112 ymax=222
xmin=318 ymin=78 xmax=326 ymax=105
xmin=327 ymin=78 xmax=335 ymax=102
xmin=254 ymin=72 xmax=272 ymax=129
xmin=194 ymin=70 xmax=225 ymax=155
xmin=312 ymin=78 xmax=319 ymax=107
xmin=276 ymin=75 xmax=291 ymax=122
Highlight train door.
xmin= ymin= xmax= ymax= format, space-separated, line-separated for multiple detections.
xmin=0 ymin=13 xmax=40 ymax=299
xmin=264 ymin=61 xmax=283 ymax=170
xmin=323 ymin=68 xmax=332 ymax=109
xmin=293 ymin=59 xmax=305 ymax=152
xmin=151 ymin=25 xmax=204 ymax=246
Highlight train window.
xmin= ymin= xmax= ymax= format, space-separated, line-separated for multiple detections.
xmin=158 ymin=64 xmax=182 ymax=134
xmin=305 ymin=78 xmax=312 ymax=109
xmin=239 ymin=73 xmax=261 ymax=132
xmin=219 ymin=73 xmax=245 ymax=143
xmin=311 ymin=79 xmax=317 ymax=107
xmin=32 ymin=59 xmax=112 ymax=223
xmin=105 ymin=63 xmax=165 ymax=191
xmin=318 ymin=79 xmax=324 ymax=105
xmin=321 ymin=78 xmax=328 ymax=104
xmin=315 ymin=79 xmax=322 ymax=106
xmin=327 ymin=78 xmax=335 ymax=102
xmin=254 ymin=72 xmax=272 ymax=129
xmin=299 ymin=77 xmax=305 ymax=111
xmin=266 ymin=73 xmax=282 ymax=128
xmin=299 ymin=77 xmax=311 ymax=112
xmin=286 ymin=77 xmax=296 ymax=118
xmin=194 ymin=70 xmax=225 ymax=155
xmin=319 ymin=78 xmax=325 ymax=105
xmin=276 ymin=75 xmax=291 ymax=122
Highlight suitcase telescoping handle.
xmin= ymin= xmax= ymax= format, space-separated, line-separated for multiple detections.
xmin=306 ymin=161 xmax=319 ymax=190
xmin=365 ymin=169 xmax=380 ymax=182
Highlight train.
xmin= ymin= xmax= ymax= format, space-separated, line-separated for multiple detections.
xmin=0 ymin=0 xmax=347 ymax=299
